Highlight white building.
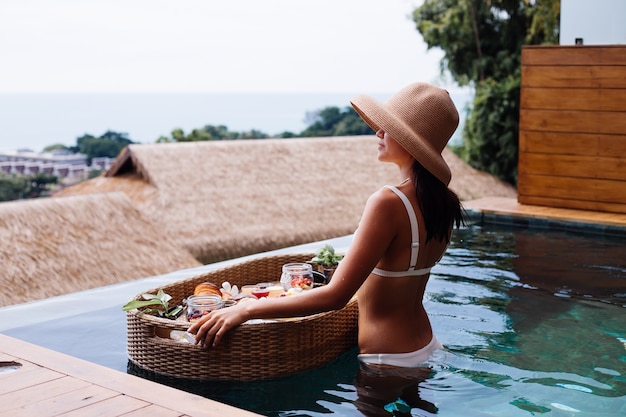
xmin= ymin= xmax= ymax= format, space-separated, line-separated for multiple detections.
xmin=0 ymin=149 xmax=110 ymax=180
xmin=560 ymin=0 xmax=626 ymax=45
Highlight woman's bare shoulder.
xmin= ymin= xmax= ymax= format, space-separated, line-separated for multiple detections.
xmin=364 ymin=186 xmax=403 ymax=213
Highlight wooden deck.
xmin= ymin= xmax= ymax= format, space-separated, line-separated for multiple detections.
xmin=0 ymin=334 xmax=261 ymax=417
xmin=464 ymin=196 xmax=626 ymax=229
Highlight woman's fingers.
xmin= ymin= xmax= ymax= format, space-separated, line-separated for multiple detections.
xmin=187 ymin=313 xmax=225 ymax=347
xmin=187 ymin=303 xmax=246 ymax=347
xmin=187 ymin=314 xmax=213 ymax=346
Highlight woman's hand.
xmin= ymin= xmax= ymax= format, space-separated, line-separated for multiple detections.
xmin=187 ymin=302 xmax=250 ymax=348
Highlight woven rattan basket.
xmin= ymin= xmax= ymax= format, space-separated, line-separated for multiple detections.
xmin=126 ymin=253 xmax=358 ymax=381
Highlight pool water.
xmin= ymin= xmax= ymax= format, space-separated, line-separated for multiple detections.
xmin=3 ymin=224 xmax=625 ymax=416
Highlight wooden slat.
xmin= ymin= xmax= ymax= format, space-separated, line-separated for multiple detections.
xmin=121 ymin=404 xmax=184 ymax=417
xmin=464 ymin=196 xmax=626 ymax=227
xmin=60 ymin=394 xmax=151 ymax=417
xmin=522 ymin=45 xmax=626 ymax=66
xmin=519 ymin=46 xmax=626 ymax=215
xmin=0 ymin=376 xmax=94 ymax=414
xmin=0 ymin=367 xmax=64 ymax=394
xmin=519 ymin=153 xmax=626 ymax=181
xmin=521 ymin=65 xmax=626 ymax=88
xmin=520 ymin=86 xmax=626 ymax=111
xmin=517 ymin=194 xmax=626 ymax=214
xmin=5 ymin=384 xmax=119 ymax=417
xmin=517 ymin=174 xmax=626 ymax=205
xmin=520 ymin=109 xmax=626 ymax=135
xmin=0 ymin=335 xmax=261 ymax=417
xmin=519 ymin=131 xmax=626 ymax=157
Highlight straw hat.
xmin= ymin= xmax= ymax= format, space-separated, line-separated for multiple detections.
xmin=350 ymin=82 xmax=459 ymax=185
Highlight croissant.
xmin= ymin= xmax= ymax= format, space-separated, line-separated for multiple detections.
xmin=194 ymin=282 xmax=221 ymax=297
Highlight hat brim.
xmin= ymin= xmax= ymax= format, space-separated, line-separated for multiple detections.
xmin=350 ymin=94 xmax=452 ymax=185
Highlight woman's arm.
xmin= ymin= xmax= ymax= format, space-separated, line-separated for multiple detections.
xmin=188 ymin=188 xmax=398 ymax=347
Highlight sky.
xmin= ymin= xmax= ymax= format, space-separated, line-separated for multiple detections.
xmin=0 ymin=0 xmax=459 ymax=94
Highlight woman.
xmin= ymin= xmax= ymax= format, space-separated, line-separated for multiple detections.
xmin=189 ymin=82 xmax=464 ymax=368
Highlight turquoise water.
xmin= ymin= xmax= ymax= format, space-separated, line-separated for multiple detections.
xmin=129 ymin=225 xmax=626 ymax=416
xmin=3 ymin=224 xmax=625 ymax=416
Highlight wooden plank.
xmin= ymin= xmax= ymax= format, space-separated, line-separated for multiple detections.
xmin=464 ymin=196 xmax=626 ymax=227
xmin=518 ymin=131 xmax=626 ymax=157
xmin=518 ymin=174 xmax=626 ymax=205
xmin=0 ymin=355 xmax=42 ymax=378
xmin=0 ymin=366 xmax=64 ymax=394
xmin=60 ymin=394 xmax=151 ymax=417
xmin=3 ymin=384 xmax=118 ymax=417
xmin=121 ymin=404 xmax=184 ymax=417
xmin=522 ymin=45 xmax=626 ymax=66
xmin=519 ymin=153 xmax=626 ymax=181
xmin=520 ymin=109 xmax=626 ymax=135
xmin=520 ymin=86 xmax=626 ymax=111
xmin=0 ymin=376 xmax=92 ymax=414
xmin=521 ymin=65 xmax=626 ymax=88
xmin=0 ymin=335 xmax=261 ymax=417
xmin=517 ymin=194 xmax=626 ymax=214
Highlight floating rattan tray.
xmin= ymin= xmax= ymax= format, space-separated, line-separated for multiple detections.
xmin=126 ymin=253 xmax=358 ymax=381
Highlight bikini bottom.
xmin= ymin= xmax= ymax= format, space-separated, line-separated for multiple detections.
xmin=357 ymin=335 xmax=443 ymax=368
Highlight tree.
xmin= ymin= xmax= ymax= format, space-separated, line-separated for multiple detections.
xmin=156 ymin=125 xmax=270 ymax=142
xmin=0 ymin=172 xmax=58 ymax=202
xmin=413 ymin=0 xmax=560 ymax=184
xmin=25 ymin=173 xmax=59 ymax=198
xmin=0 ymin=174 xmax=27 ymax=201
xmin=42 ymin=143 xmax=70 ymax=153
xmin=299 ymin=107 xmax=371 ymax=137
xmin=70 ymin=130 xmax=135 ymax=164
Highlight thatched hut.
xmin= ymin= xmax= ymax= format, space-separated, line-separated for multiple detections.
xmin=57 ymin=136 xmax=515 ymax=264
xmin=0 ymin=192 xmax=201 ymax=306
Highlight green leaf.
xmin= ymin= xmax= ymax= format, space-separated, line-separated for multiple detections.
xmin=122 ymin=299 xmax=164 ymax=311
xmin=122 ymin=289 xmax=172 ymax=313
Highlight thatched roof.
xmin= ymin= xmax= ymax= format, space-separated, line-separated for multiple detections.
xmin=57 ymin=137 xmax=515 ymax=264
xmin=0 ymin=192 xmax=201 ymax=307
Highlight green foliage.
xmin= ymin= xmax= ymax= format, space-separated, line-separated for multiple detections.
xmin=42 ymin=143 xmax=70 ymax=153
xmin=157 ymin=125 xmax=270 ymax=142
xmin=414 ymin=0 xmax=552 ymax=85
xmin=462 ymin=76 xmax=520 ymax=185
xmin=122 ymin=289 xmax=182 ymax=319
xmin=276 ymin=131 xmax=298 ymax=138
xmin=88 ymin=169 xmax=103 ymax=179
xmin=299 ymin=107 xmax=371 ymax=137
xmin=27 ymin=173 xmax=59 ymax=199
xmin=155 ymin=106 xmax=371 ymax=142
xmin=310 ymin=244 xmax=344 ymax=267
xmin=413 ymin=0 xmax=560 ymax=185
xmin=70 ymin=130 xmax=134 ymax=164
xmin=0 ymin=174 xmax=27 ymax=201
xmin=0 ymin=173 xmax=58 ymax=202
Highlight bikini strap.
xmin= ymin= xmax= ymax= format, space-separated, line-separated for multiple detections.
xmin=385 ymin=185 xmax=419 ymax=270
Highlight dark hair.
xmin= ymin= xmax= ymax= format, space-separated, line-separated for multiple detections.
xmin=410 ymin=160 xmax=465 ymax=243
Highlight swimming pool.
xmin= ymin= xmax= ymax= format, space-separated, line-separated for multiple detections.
xmin=2 ymin=222 xmax=625 ymax=416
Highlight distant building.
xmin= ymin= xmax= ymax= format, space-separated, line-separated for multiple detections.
xmin=0 ymin=149 xmax=113 ymax=179
xmin=0 ymin=149 xmax=87 ymax=165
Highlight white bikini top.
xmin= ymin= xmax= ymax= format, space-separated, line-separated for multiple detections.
xmin=371 ymin=185 xmax=433 ymax=277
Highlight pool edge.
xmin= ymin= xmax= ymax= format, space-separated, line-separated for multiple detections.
xmin=463 ymin=196 xmax=626 ymax=237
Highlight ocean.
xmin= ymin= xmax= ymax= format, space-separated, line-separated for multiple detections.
xmin=0 ymin=91 xmax=471 ymax=152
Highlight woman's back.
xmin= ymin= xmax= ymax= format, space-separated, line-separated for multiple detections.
xmin=356 ymin=181 xmax=449 ymax=355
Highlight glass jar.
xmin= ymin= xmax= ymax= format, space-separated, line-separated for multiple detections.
xmin=186 ymin=295 xmax=223 ymax=322
xmin=280 ymin=263 xmax=314 ymax=290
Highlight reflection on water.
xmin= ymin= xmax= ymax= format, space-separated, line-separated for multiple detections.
xmin=125 ymin=225 xmax=626 ymax=416
xmin=6 ymin=225 xmax=626 ymax=416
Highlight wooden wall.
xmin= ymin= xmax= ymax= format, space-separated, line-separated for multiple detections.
xmin=518 ymin=45 xmax=626 ymax=214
